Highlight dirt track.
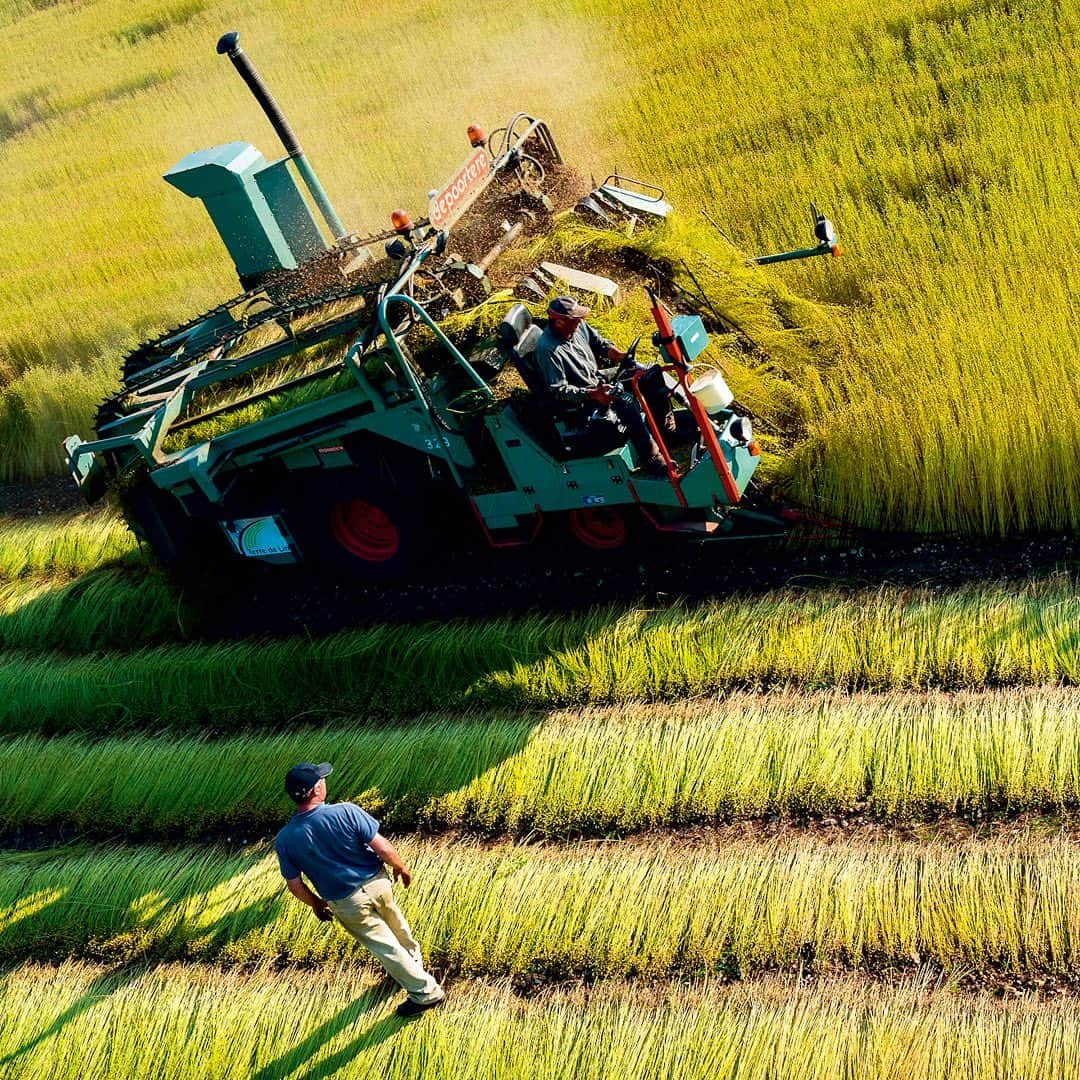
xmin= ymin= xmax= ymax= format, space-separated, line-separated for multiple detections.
xmin=210 ymin=526 xmax=1080 ymax=638
xmin=0 ymin=475 xmax=89 ymax=518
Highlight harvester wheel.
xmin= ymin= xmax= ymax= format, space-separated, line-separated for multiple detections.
xmin=566 ymin=507 xmax=629 ymax=551
xmin=298 ymin=478 xmax=429 ymax=581
xmin=329 ymin=498 xmax=401 ymax=563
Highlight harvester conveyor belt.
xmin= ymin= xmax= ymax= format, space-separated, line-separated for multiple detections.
xmin=116 ymin=221 xmax=416 ymax=387
xmin=99 ymin=275 xmax=385 ymax=433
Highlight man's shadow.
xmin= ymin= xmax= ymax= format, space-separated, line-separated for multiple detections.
xmin=0 ymin=849 xmax=284 ymax=1068
xmin=250 ymin=988 xmax=408 ymax=1080
xmin=0 ymin=963 xmax=143 ymax=1067
xmin=0 ymin=964 xmax=409 ymax=1078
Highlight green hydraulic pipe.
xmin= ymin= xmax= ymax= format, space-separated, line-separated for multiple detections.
xmin=751 ymin=242 xmax=835 ymax=265
xmin=376 ymin=294 xmax=492 ymax=397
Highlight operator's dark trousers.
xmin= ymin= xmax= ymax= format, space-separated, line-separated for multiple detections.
xmin=608 ymin=364 xmax=675 ymax=460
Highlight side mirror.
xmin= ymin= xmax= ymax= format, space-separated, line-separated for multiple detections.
xmin=749 ymin=203 xmax=841 ymax=265
xmin=811 ymin=201 xmax=839 ymax=254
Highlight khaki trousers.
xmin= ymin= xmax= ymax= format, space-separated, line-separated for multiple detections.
xmin=327 ymin=871 xmax=444 ymax=1004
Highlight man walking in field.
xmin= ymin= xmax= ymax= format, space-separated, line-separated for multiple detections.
xmin=275 ymin=762 xmax=445 ymax=1017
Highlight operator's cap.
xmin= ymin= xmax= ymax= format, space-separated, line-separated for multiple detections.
xmin=548 ymin=295 xmax=590 ymax=319
xmin=285 ymin=761 xmax=333 ymax=800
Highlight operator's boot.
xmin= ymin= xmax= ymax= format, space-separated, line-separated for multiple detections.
xmin=663 ymin=409 xmax=699 ymax=444
xmin=611 ymin=391 xmax=669 ymax=478
xmin=637 ymin=447 xmax=669 ymax=479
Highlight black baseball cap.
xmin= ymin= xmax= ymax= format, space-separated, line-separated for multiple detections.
xmin=548 ymin=295 xmax=590 ymax=318
xmin=285 ymin=761 xmax=333 ymax=800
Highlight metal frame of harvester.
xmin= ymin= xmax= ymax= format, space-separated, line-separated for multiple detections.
xmin=64 ymin=32 xmax=839 ymax=577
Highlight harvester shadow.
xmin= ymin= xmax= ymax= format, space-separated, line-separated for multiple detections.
xmin=196 ymin=539 xmax=788 ymax=638
xmin=250 ymin=992 xmax=406 ymax=1080
xmin=173 ymin=529 xmax=1080 ymax=640
xmin=0 ymin=849 xmax=284 ymax=1066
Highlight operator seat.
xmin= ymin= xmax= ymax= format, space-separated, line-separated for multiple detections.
xmin=497 ymin=304 xmax=544 ymax=391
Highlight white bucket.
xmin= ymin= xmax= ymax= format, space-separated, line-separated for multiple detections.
xmin=689 ymin=369 xmax=734 ymax=414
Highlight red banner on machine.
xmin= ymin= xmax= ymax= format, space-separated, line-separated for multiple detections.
xmin=428 ymin=148 xmax=491 ymax=228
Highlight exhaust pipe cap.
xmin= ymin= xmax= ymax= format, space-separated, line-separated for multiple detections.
xmin=217 ymin=30 xmax=240 ymax=55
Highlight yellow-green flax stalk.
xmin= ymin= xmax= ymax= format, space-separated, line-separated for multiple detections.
xmin=3 ymin=578 xmax=1077 ymax=729
xmin=3 ymin=965 xmax=1080 ymax=1079
xmin=5 ymin=837 xmax=1080 ymax=976
xmin=4 ymin=689 xmax=1080 ymax=838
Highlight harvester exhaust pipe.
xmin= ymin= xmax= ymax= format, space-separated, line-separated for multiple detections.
xmin=216 ymin=31 xmax=349 ymax=241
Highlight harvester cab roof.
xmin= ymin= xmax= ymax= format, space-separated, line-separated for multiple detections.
xmin=64 ymin=32 xmax=839 ymax=577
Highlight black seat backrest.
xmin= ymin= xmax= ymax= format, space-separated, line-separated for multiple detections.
xmin=499 ymin=305 xmax=550 ymax=396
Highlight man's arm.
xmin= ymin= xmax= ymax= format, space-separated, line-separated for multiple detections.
xmin=585 ymin=323 xmax=624 ymax=364
xmin=276 ymin=838 xmax=329 ymax=918
xmin=285 ymin=876 xmax=332 ymax=919
xmin=369 ymin=832 xmax=412 ymax=887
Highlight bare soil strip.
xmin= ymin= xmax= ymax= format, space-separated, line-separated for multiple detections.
xmin=5 ymin=807 xmax=1080 ymax=854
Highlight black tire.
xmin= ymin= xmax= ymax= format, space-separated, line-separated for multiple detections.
xmin=121 ymin=480 xmax=220 ymax=571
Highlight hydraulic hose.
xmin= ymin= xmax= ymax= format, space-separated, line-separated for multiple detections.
xmin=216 ymin=31 xmax=349 ymax=240
xmin=216 ymin=31 xmax=302 ymax=157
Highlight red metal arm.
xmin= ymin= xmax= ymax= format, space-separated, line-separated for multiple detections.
xmin=646 ymin=290 xmax=741 ymax=506
xmin=629 ymin=369 xmax=687 ymax=507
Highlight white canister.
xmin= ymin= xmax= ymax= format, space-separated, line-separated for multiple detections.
xmin=688 ymin=369 xmax=734 ymax=414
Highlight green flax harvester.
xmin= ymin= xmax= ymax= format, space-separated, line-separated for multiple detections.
xmin=65 ymin=32 xmax=839 ymax=577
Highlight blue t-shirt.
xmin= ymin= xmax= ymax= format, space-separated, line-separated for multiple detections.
xmin=274 ymin=802 xmax=382 ymax=901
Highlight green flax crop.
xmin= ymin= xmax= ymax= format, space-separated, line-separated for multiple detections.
xmin=2 ymin=579 xmax=1079 ymax=730
xmin=4 ymin=689 xmax=1080 ymax=839
xmin=5 ymin=837 xmax=1080 ymax=976
xmin=0 ymin=513 xmax=135 ymax=581
xmin=0 ymin=568 xmax=186 ymax=653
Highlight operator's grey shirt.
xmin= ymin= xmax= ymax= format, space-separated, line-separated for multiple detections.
xmin=534 ymin=322 xmax=615 ymax=402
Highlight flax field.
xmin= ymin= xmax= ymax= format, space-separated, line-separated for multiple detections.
xmin=0 ymin=512 xmax=1078 ymax=1075
xmin=3 ymin=0 xmax=1080 ymax=1075
xmin=0 ymin=0 xmax=1078 ymax=534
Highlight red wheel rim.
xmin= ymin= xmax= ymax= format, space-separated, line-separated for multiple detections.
xmin=568 ymin=508 xmax=627 ymax=550
xmin=330 ymin=499 xmax=400 ymax=562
